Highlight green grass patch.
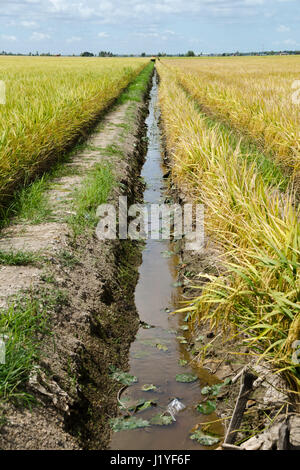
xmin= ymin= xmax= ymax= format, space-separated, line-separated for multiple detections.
xmin=12 ymin=176 xmax=52 ymax=225
xmin=116 ymin=62 xmax=154 ymax=104
xmin=57 ymin=249 xmax=80 ymax=268
xmin=104 ymin=144 xmax=125 ymax=158
xmin=69 ymin=162 xmax=115 ymax=236
xmin=0 ymin=250 xmax=42 ymax=266
xmin=1 ymin=155 xmax=81 ymax=227
xmin=0 ymin=296 xmax=52 ymax=405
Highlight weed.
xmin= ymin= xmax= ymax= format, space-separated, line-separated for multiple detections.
xmin=0 ymin=250 xmax=42 ymax=266
xmin=69 ymin=162 xmax=115 ymax=236
xmin=0 ymin=296 xmax=51 ymax=405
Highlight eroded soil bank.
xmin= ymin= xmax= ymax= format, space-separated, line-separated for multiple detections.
xmin=0 ymin=63 xmax=154 ymax=450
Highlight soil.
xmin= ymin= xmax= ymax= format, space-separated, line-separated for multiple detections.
xmin=0 ymin=74 xmax=152 ymax=450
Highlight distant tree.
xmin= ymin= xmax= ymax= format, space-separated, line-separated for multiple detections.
xmin=141 ymin=52 xmax=146 ymax=57
xmin=186 ymin=50 xmax=195 ymax=57
xmin=98 ymin=51 xmax=114 ymax=57
xmin=81 ymin=51 xmax=94 ymax=57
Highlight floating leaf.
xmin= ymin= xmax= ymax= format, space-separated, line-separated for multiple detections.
xmin=196 ymin=400 xmax=216 ymax=415
xmin=162 ymin=250 xmax=175 ymax=258
xmin=190 ymin=430 xmax=220 ymax=446
xmin=178 ymin=359 xmax=188 ymax=366
xmin=168 ymin=328 xmax=177 ymax=334
xmin=118 ymin=396 xmax=131 ymax=410
xmin=184 ymin=312 xmax=192 ymax=322
xmin=110 ymin=417 xmax=150 ymax=432
xmin=176 ymin=373 xmax=198 ymax=383
xmin=111 ymin=370 xmax=138 ymax=386
xmin=176 ymin=336 xmax=188 ymax=344
xmin=141 ymin=384 xmax=157 ymax=392
xmin=133 ymin=351 xmax=150 ymax=359
xmin=201 ymin=383 xmax=224 ymax=397
xmin=172 ymin=281 xmax=183 ymax=288
xmin=195 ymin=335 xmax=204 ymax=342
xmin=140 ymin=321 xmax=154 ymax=329
xmin=150 ymin=413 xmax=173 ymax=426
xmin=129 ymin=399 xmax=157 ymax=413
xmin=139 ymin=400 xmax=156 ymax=411
xmin=156 ymin=343 xmax=168 ymax=352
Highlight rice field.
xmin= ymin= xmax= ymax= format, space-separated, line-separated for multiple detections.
xmin=162 ymin=56 xmax=300 ymax=182
xmin=0 ymin=56 xmax=148 ymax=213
xmin=157 ymin=59 xmax=300 ymax=394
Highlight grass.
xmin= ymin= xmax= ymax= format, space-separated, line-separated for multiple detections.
xmin=157 ymin=62 xmax=300 ymax=394
xmin=12 ymin=176 xmax=52 ymax=225
xmin=103 ymin=144 xmax=125 ymax=158
xmin=116 ymin=62 xmax=154 ymax=104
xmin=0 ymin=250 xmax=42 ymax=266
xmin=0 ymin=151 xmax=80 ymax=227
xmin=0 ymin=295 xmax=51 ymax=405
xmin=69 ymin=162 xmax=115 ymax=237
xmin=57 ymin=250 xmax=80 ymax=268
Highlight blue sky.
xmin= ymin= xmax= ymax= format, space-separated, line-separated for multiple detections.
xmin=0 ymin=0 xmax=299 ymax=55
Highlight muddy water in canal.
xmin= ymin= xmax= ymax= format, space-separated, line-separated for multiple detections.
xmin=110 ymin=72 xmax=223 ymax=450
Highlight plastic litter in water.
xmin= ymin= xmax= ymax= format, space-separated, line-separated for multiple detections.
xmin=166 ymin=398 xmax=186 ymax=422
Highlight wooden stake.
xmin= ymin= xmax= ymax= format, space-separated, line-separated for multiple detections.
xmin=224 ymin=369 xmax=256 ymax=445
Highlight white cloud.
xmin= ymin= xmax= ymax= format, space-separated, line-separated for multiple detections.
xmin=98 ymin=32 xmax=109 ymax=38
xmin=134 ymin=32 xmax=159 ymax=38
xmin=1 ymin=34 xmax=17 ymax=41
xmin=21 ymin=20 xmax=37 ymax=27
xmin=0 ymin=0 xmax=273 ymax=25
xmin=283 ymin=38 xmax=297 ymax=45
xmin=277 ymin=24 xmax=290 ymax=32
xmin=30 ymin=32 xmax=51 ymax=41
xmin=66 ymin=36 xmax=82 ymax=43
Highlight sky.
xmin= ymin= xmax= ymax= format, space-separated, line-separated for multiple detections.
xmin=0 ymin=0 xmax=299 ymax=55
